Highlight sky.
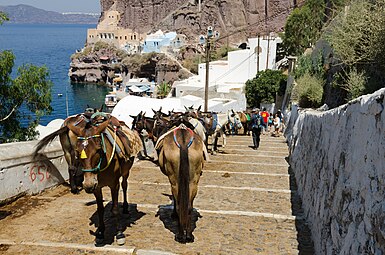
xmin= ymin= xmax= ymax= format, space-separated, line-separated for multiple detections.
xmin=0 ymin=0 xmax=101 ymax=13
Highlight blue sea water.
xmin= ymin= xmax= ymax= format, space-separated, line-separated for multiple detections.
xmin=0 ymin=23 xmax=109 ymax=126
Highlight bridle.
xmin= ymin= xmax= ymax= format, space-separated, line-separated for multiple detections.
xmin=77 ymin=129 xmax=117 ymax=173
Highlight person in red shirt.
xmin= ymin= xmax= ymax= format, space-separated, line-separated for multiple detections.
xmin=260 ymin=108 xmax=269 ymax=134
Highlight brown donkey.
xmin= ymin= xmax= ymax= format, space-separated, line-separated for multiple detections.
xmin=155 ymin=124 xmax=205 ymax=243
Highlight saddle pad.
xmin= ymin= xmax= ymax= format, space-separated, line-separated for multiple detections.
xmin=212 ymin=113 xmax=218 ymax=131
xmin=119 ymin=125 xmax=143 ymax=156
xmin=104 ymin=126 xmax=126 ymax=160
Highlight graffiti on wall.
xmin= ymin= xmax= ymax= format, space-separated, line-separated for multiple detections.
xmin=28 ymin=163 xmax=51 ymax=183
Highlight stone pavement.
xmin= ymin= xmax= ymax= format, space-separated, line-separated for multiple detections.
xmin=0 ymin=134 xmax=314 ymax=255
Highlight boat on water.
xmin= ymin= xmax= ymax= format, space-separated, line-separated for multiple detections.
xmin=105 ymin=93 xmax=118 ymax=108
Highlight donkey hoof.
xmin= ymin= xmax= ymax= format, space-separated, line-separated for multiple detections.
xmin=175 ymin=234 xmax=186 ymax=243
xmin=95 ymin=238 xmax=104 ymax=247
xmin=116 ymin=232 xmax=126 ymax=246
xmin=186 ymin=233 xmax=194 ymax=243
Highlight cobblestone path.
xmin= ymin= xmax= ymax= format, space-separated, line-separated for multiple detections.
xmin=0 ymin=134 xmax=314 ymax=255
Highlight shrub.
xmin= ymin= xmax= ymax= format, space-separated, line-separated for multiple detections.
xmin=293 ymin=72 xmax=324 ymax=108
xmin=337 ymin=68 xmax=366 ymax=101
xmin=182 ymin=56 xmax=200 ymax=74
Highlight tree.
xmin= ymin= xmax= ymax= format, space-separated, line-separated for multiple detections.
xmin=245 ymin=70 xmax=287 ymax=108
xmin=0 ymin=50 xmax=53 ymax=142
xmin=282 ymin=0 xmax=325 ymax=56
xmin=324 ymin=0 xmax=385 ymax=97
xmin=0 ymin=12 xmax=9 ymax=24
xmin=282 ymin=0 xmax=346 ymax=56
xmin=156 ymin=82 xmax=171 ymax=98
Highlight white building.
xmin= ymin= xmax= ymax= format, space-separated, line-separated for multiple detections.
xmin=172 ymin=35 xmax=282 ymax=105
xmin=198 ymin=35 xmax=282 ymax=85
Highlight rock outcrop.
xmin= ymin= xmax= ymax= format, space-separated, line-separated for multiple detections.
xmin=100 ymin=0 xmax=304 ymax=44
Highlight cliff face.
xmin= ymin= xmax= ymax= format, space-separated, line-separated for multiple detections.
xmin=100 ymin=0 xmax=304 ymax=44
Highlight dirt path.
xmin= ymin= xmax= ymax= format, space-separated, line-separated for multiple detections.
xmin=0 ymin=134 xmax=314 ymax=255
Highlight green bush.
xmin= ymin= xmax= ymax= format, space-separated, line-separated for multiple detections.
xmin=245 ymin=70 xmax=287 ymax=108
xmin=293 ymin=72 xmax=324 ymax=108
xmin=93 ymin=41 xmax=113 ymax=52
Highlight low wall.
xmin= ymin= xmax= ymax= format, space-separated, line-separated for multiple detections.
xmin=285 ymin=88 xmax=385 ymax=254
xmin=0 ymin=140 xmax=68 ymax=204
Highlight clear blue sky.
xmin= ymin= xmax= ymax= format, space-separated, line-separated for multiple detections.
xmin=0 ymin=0 xmax=101 ymax=13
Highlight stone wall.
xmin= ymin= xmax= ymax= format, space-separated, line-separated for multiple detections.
xmin=0 ymin=140 xmax=68 ymax=204
xmin=285 ymin=88 xmax=385 ymax=254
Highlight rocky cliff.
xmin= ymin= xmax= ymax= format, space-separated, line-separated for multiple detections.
xmin=100 ymin=0 xmax=304 ymax=44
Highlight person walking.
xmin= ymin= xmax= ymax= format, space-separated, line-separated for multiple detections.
xmin=260 ymin=108 xmax=269 ymax=134
xmin=250 ymin=109 xmax=264 ymax=149
xmin=273 ymin=113 xmax=281 ymax=137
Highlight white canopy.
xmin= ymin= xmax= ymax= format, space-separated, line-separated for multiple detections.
xmin=111 ymin=95 xmax=184 ymax=126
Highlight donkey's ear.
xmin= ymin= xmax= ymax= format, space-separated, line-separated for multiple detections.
xmin=152 ymin=109 xmax=157 ymax=114
xmin=143 ymin=111 xmax=146 ymax=116
xmin=197 ymin=105 xmax=201 ymax=111
xmin=184 ymin=106 xmax=188 ymax=110
xmin=67 ymin=122 xmax=85 ymax=137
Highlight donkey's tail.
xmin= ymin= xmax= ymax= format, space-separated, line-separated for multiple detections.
xmin=33 ymin=126 xmax=69 ymax=159
xmin=178 ymin=129 xmax=190 ymax=234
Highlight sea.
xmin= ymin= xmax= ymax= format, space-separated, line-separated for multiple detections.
xmin=0 ymin=23 xmax=110 ymax=126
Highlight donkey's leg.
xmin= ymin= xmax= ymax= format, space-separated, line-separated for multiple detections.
xmin=121 ymin=158 xmax=133 ymax=214
xmin=94 ymin=188 xmax=105 ymax=246
xmin=121 ymin=175 xmax=129 ymax=214
xmin=110 ymin=183 xmax=125 ymax=245
xmin=213 ymin=133 xmax=219 ymax=154
xmin=186 ymin=202 xmax=194 ymax=243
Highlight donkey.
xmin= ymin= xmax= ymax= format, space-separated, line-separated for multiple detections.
xmin=66 ymin=118 xmax=142 ymax=245
xmin=201 ymin=110 xmax=242 ymax=153
xmin=155 ymin=122 xmax=205 ymax=243
xmin=34 ymin=113 xmax=142 ymax=245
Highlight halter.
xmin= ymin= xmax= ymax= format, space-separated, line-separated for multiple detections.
xmin=77 ymin=129 xmax=117 ymax=173
xmin=173 ymin=126 xmax=195 ymax=148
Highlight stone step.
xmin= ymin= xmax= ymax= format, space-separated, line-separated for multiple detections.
xmin=130 ymin=166 xmax=291 ymax=190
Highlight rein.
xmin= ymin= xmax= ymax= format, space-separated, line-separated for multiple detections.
xmin=78 ymin=128 xmax=117 ymax=173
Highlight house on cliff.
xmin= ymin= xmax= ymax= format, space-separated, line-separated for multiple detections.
xmin=142 ymin=30 xmax=185 ymax=54
xmin=86 ymin=10 xmax=145 ymax=54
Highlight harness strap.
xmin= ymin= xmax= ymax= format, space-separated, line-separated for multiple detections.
xmin=173 ymin=127 xmax=194 ymax=148
xmin=74 ymin=115 xmax=86 ymax=126
xmin=81 ymin=129 xmax=117 ymax=173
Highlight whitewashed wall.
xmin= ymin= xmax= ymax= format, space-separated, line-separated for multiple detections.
xmin=286 ymin=88 xmax=385 ymax=254
xmin=0 ymin=140 xmax=68 ymax=204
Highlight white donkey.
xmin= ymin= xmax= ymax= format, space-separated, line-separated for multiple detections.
xmin=202 ymin=110 xmax=242 ymax=154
